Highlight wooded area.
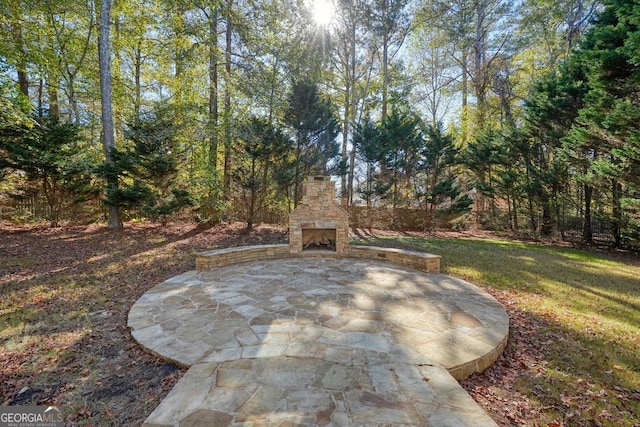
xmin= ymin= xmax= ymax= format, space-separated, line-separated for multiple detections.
xmin=1 ymin=0 xmax=638 ymax=247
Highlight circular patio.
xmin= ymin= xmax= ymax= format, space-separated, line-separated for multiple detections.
xmin=128 ymin=258 xmax=508 ymax=426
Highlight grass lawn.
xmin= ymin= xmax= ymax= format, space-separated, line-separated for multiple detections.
xmin=353 ymin=232 xmax=640 ymax=426
xmin=1 ymin=222 xmax=638 ymax=426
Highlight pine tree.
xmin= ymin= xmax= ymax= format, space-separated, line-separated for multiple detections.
xmin=565 ymin=0 xmax=640 ymax=246
xmin=284 ymin=78 xmax=340 ymax=206
xmin=419 ymin=123 xmax=472 ymax=229
xmin=0 ymin=113 xmax=97 ymax=226
xmin=101 ymin=106 xmax=192 ymax=226
xmin=234 ymin=116 xmax=291 ymax=229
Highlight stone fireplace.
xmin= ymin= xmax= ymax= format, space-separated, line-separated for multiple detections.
xmin=289 ymin=176 xmax=350 ymax=256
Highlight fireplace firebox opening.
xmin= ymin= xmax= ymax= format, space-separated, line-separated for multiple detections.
xmin=302 ymin=228 xmax=337 ymax=251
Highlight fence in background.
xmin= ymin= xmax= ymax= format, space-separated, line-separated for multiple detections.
xmin=0 ymin=196 xmax=622 ymax=248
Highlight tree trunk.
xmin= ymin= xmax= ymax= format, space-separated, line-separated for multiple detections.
xmin=381 ymin=12 xmax=389 ymax=121
xmin=68 ymin=74 xmax=81 ymax=125
xmin=341 ymin=76 xmax=350 ymax=207
xmin=12 ymin=24 xmax=29 ymax=97
xmin=553 ymin=182 xmax=564 ymax=238
xmin=460 ymin=51 xmax=469 ymax=144
xmin=209 ymin=8 xmax=219 ymax=170
xmin=512 ymin=188 xmax=518 ymax=230
xmin=612 ymin=180 xmax=622 ymax=247
xmin=461 ymin=51 xmax=468 ymax=108
xmin=506 ymin=193 xmax=512 ymax=229
xmin=523 ymin=153 xmax=536 ymax=231
xmin=99 ymin=0 xmax=122 ymax=229
xmin=473 ymin=1 xmax=487 ymax=127
xmin=267 ymin=57 xmax=279 ymax=124
xmin=18 ymin=71 xmax=29 ymax=98
xmin=488 ymin=164 xmax=496 ymax=216
xmin=540 ymin=191 xmax=553 ymax=236
xmin=223 ymin=0 xmax=233 ymax=199
xmin=348 ymin=148 xmax=356 ymax=205
xmin=247 ymin=158 xmax=256 ymax=230
xmin=48 ymin=74 xmax=60 ymax=118
xmin=112 ymin=13 xmax=123 ymax=138
xmin=582 ymin=183 xmax=592 ymax=243
xmin=42 ymin=175 xmax=60 ymax=227
xmin=37 ymin=79 xmax=44 ymax=115
xmin=528 ymin=193 xmax=537 ymax=231
xmin=134 ymin=40 xmax=142 ymax=123
xmin=365 ymin=162 xmax=373 ymax=208
xmin=347 ymin=18 xmax=358 ymax=205
xmin=293 ymin=137 xmax=303 ymax=208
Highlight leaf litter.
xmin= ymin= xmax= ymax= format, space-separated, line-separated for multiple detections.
xmin=1 ymin=222 xmax=638 ymax=425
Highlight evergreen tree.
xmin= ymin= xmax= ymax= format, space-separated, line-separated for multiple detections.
xmin=353 ymin=115 xmax=388 ymax=207
xmin=284 ymin=78 xmax=340 ymax=206
xmin=101 ymin=106 xmax=192 ymax=225
xmin=0 ymin=113 xmax=98 ymax=226
xmin=234 ymin=116 xmax=291 ymax=230
xmin=378 ymin=109 xmax=422 ymax=208
xmin=523 ymin=59 xmax=589 ymax=237
xmin=419 ymin=123 xmax=472 ymax=229
xmin=462 ymin=127 xmax=502 ymax=216
xmin=570 ymin=0 xmax=640 ymax=246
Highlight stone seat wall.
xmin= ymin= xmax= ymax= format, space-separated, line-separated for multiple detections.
xmin=195 ymin=244 xmax=440 ymax=273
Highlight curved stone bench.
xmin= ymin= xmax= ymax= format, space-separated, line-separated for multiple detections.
xmin=195 ymin=243 xmax=441 ymax=274
xmin=344 ymin=245 xmax=440 ymax=274
xmin=195 ymin=244 xmax=291 ymax=270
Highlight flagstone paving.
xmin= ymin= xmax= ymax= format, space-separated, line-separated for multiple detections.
xmin=129 ymin=258 xmax=509 ymax=426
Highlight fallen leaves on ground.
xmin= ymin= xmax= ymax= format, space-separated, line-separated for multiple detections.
xmin=2 ymin=222 xmax=637 ymax=426
xmin=0 ymin=221 xmax=286 ymax=425
xmin=460 ymin=290 xmax=548 ymax=425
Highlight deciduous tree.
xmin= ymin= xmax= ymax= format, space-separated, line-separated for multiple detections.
xmin=98 ymin=0 xmax=122 ymax=228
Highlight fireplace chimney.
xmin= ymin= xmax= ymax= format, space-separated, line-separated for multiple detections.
xmin=289 ymin=176 xmax=350 ymax=255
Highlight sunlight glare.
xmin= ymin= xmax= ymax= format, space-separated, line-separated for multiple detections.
xmin=311 ymin=0 xmax=336 ymax=27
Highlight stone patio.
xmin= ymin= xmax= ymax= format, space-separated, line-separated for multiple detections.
xmin=129 ymin=257 xmax=508 ymax=426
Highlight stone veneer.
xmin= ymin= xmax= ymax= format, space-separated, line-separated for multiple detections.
xmin=195 ymin=175 xmax=441 ymax=273
xmin=288 ymin=176 xmax=350 ymax=256
xmin=195 ymin=244 xmax=441 ymax=274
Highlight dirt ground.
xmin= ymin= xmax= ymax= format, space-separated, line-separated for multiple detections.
xmin=0 ymin=221 xmax=634 ymax=425
xmin=1 ymin=222 xmax=287 ymax=425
